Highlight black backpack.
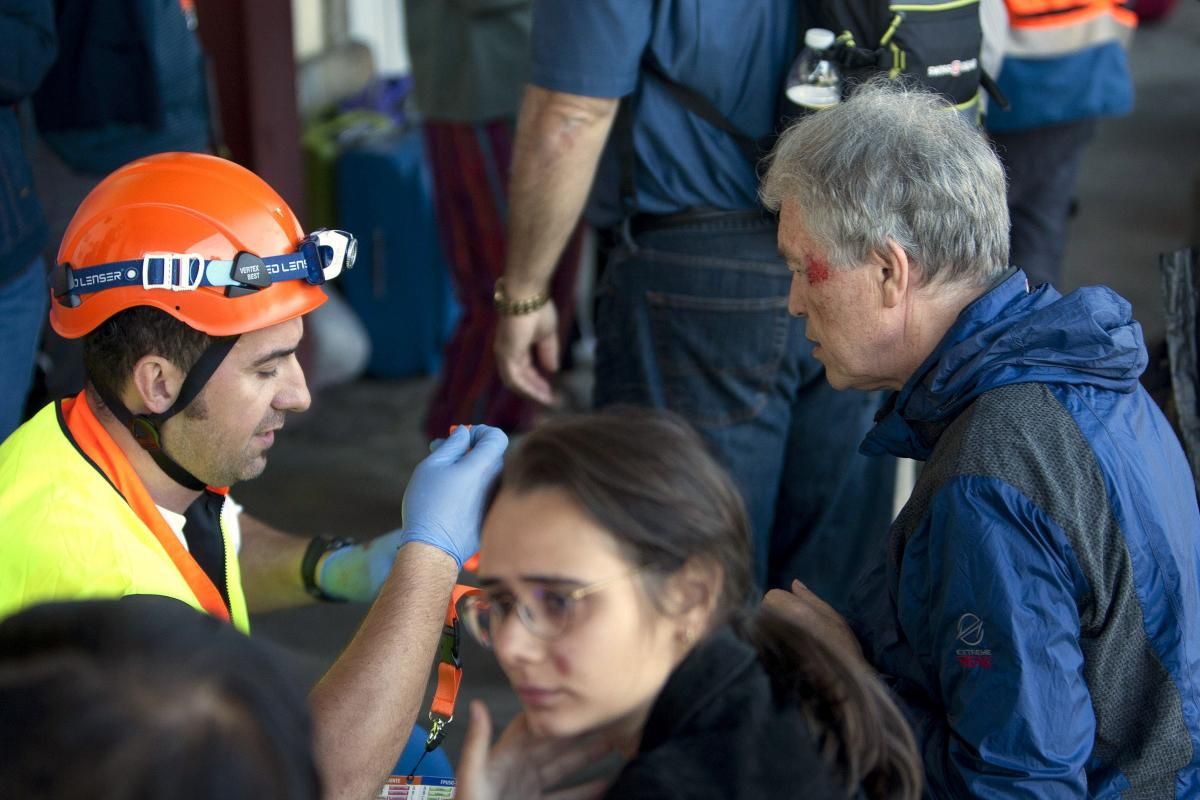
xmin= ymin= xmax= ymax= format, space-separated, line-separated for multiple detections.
xmin=820 ymin=0 xmax=988 ymax=116
xmin=637 ymin=0 xmax=998 ymax=168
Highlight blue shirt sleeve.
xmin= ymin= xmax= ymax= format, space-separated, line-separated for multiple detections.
xmin=530 ymin=0 xmax=652 ymax=98
xmin=904 ymin=475 xmax=1095 ymax=799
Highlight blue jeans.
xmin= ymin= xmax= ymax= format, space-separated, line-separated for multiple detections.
xmin=0 ymin=256 xmax=47 ymax=441
xmin=593 ymin=214 xmax=894 ymax=605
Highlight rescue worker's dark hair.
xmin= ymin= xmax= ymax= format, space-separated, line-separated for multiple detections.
xmin=82 ymin=306 xmax=224 ymax=397
xmin=492 ymin=408 xmax=922 ymax=800
xmin=0 ymin=595 xmax=320 ymax=800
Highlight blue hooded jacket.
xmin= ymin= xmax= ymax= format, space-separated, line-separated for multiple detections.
xmin=850 ymin=270 xmax=1200 ymax=798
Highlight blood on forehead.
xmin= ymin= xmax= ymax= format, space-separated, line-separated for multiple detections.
xmin=806 ymin=255 xmax=831 ymax=285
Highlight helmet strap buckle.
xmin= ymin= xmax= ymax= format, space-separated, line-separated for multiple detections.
xmin=51 ymin=263 xmax=83 ymax=308
xmin=142 ymin=253 xmax=205 ymax=292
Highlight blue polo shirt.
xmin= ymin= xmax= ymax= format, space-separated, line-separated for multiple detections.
xmin=531 ymin=0 xmax=799 ymax=226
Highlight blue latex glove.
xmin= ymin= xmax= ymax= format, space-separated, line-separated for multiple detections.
xmin=319 ymin=425 xmax=508 ymax=601
xmin=401 ymin=424 xmax=508 ymax=567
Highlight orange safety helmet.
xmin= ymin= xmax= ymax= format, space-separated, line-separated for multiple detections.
xmin=50 ymin=152 xmax=353 ymax=339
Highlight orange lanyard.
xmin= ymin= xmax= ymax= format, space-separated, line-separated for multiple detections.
xmin=411 ymin=426 xmax=483 ymax=776
xmin=409 ymin=555 xmax=482 ymax=780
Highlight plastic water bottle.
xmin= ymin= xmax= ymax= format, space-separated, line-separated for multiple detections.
xmin=786 ymin=28 xmax=842 ymax=110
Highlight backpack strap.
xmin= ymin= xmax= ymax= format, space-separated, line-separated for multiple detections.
xmin=640 ymin=57 xmax=762 ymax=165
xmin=615 ymin=54 xmax=767 ymax=220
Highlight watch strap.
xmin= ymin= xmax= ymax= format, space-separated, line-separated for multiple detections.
xmin=301 ymin=534 xmax=358 ymax=602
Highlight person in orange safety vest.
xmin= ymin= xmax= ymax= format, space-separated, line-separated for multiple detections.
xmin=0 ymin=152 xmax=508 ymax=800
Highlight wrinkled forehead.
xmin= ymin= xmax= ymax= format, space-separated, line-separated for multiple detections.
xmin=777 ymin=199 xmax=825 ymax=260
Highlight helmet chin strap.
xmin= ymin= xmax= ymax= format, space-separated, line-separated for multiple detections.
xmin=92 ymin=337 xmax=241 ymax=491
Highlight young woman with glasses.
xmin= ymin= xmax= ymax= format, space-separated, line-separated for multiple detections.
xmin=454 ymin=408 xmax=921 ymax=800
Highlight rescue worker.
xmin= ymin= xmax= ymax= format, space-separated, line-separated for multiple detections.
xmin=984 ymin=0 xmax=1137 ymax=288
xmin=0 ymin=152 xmax=508 ymax=800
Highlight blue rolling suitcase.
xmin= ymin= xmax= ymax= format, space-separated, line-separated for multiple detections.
xmin=336 ymin=128 xmax=459 ymax=378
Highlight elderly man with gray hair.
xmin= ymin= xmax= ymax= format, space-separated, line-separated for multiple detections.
xmin=762 ymin=82 xmax=1200 ymax=798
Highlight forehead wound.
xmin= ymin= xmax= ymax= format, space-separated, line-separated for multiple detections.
xmin=806 ymin=255 xmax=831 ymax=285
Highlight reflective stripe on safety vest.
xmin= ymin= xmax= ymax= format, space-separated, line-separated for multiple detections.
xmin=1004 ymin=0 xmax=1135 ymax=56
xmin=987 ymin=0 xmax=1135 ymax=133
xmin=0 ymin=396 xmax=249 ymax=632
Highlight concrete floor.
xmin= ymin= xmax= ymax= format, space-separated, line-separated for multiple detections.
xmin=236 ymin=5 xmax=1200 ymax=776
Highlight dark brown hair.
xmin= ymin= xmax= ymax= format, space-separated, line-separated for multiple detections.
xmin=494 ymin=407 xmax=922 ymax=800
xmin=83 ymin=306 xmax=222 ymax=397
xmin=0 ymin=596 xmax=320 ymax=800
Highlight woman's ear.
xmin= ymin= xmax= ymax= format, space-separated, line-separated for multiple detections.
xmin=663 ymin=557 xmax=722 ymax=642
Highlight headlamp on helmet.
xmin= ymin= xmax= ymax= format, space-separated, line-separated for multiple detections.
xmin=53 ymin=228 xmax=357 ymax=309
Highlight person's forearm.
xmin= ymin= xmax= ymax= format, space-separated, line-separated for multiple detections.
xmin=502 ymin=85 xmax=617 ymax=296
xmin=238 ymin=512 xmax=313 ymax=613
xmin=309 ymin=542 xmax=458 ymax=800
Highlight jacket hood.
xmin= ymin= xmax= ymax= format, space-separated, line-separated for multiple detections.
xmin=863 ymin=270 xmax=1148 ymax=460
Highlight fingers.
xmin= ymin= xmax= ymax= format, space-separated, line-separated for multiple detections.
xmin=425 ymin=425 xmax=508 ymax=467
xmin=458 ymin=700 xmax=494 ymax=793
xmin=494 ymin=316 xmax=534 ymax=392
xmin=467 ymin=424 xmax=510 ymax=454
xmin=508 ymin=358 xmax=558 ymax=406
xmin=533 ymin=730 xmax=618 ymax=790
xmin=495 ymin=311 xmax=560 ymax=406
xmin=511 ymin=721 xmax=620 ymax=789
xmin=461 ymin=426 xmax=509 ymax=482
xmin=497 ymin=350 xmax=556 ymax=406
xmin=763 ymin=587 xmax=830 ymax=634
xmin=424 ymin=424 xmax=471 ymax=463
xmin=536 ymin=329 xmax=561 ymax=375
xmin=545 ymin=778 xmax=615 ymax=800
xmin=764 ymin=582 xmax=865 ymax=662
xmin=787 ymin=580 xmax=839 ymax=621
xmin=762 ymin=586 xmax=809 ymax=618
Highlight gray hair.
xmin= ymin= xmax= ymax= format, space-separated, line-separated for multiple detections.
xmin=761 ymin=80 xmax=1010 ymax=287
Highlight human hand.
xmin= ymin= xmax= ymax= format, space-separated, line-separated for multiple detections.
xmin=763 ymin=579 xmax=865 ymax=663
xmin=495 ymin=301 xmax=560 ymax=406
xmin=398 ymin=424 xmax=509 ymax=569
xmin=316 ymin=529 xmax=406 ymax=603
xmin=456 ymin=701 xmax=616 ymax=800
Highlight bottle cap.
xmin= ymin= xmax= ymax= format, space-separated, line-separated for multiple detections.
xmin=804 ymin=28 xmax=836 ymax=51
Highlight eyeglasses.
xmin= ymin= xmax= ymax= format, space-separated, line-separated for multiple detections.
xmin=458 ymin=567 xmax=643 ymax=649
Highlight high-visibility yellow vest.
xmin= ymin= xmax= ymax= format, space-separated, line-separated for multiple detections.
xmin=0 ymin=395 xmax=249 ymax=632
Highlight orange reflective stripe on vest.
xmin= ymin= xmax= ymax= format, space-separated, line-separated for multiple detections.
xmin=61 ymin=393 xmax=232 ymax=623
xmin=1006 ymin=0 xmax=1136 ymax=28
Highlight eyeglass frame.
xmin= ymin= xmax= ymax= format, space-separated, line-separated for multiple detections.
xmin=458 ymin=566 xmax=646 ymax=648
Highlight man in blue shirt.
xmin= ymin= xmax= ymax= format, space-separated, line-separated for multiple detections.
xmin=492 ymin=0 xmax=893 ymax=597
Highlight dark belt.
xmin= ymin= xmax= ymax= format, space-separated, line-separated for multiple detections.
xmin=626 ymin=207 xmax=772 ymax=238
